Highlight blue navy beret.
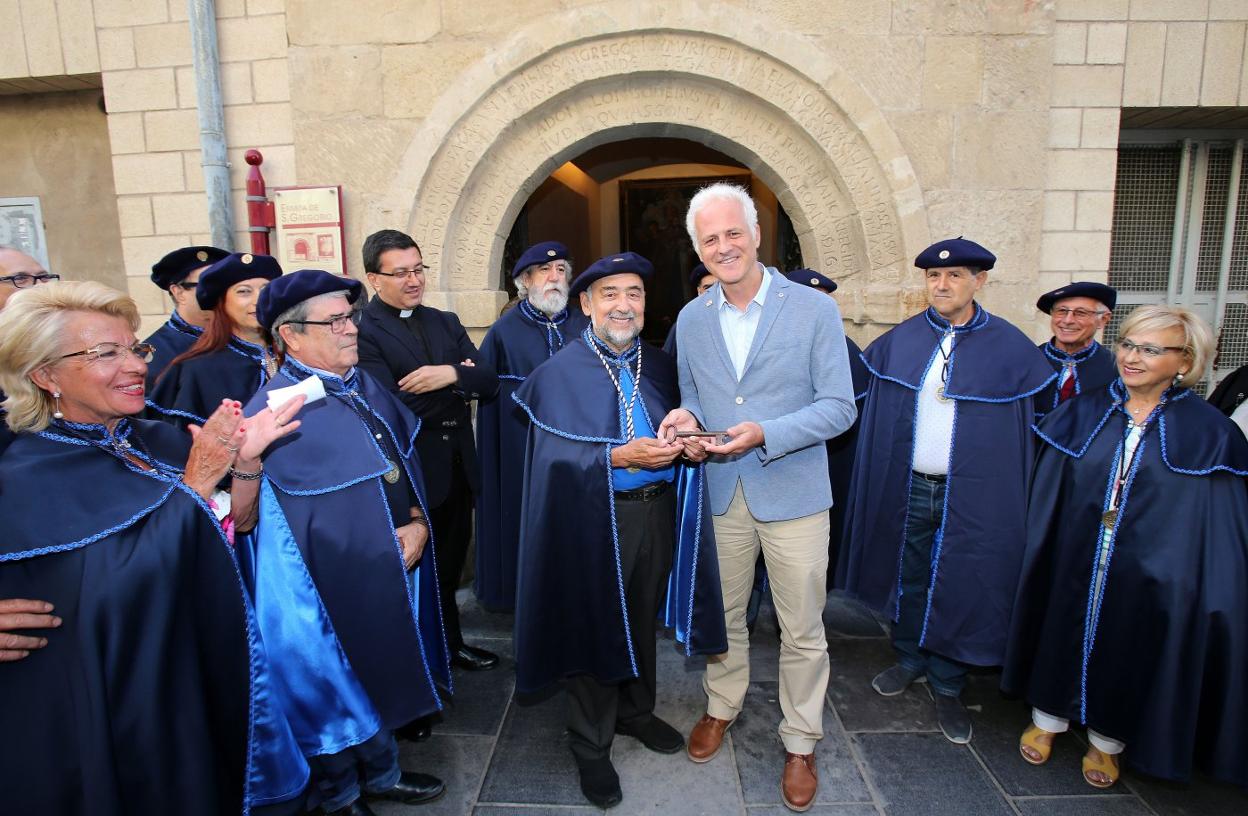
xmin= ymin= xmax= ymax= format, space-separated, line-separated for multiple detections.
xmin=915 ymin=237 xmax=996 ymax=271
xmin=257 ymin=269 xmax=363 ymax=331
xmin=150 ymin=245 xmax=228 ymax=290
xmin=512 ymin=241 xmax=570 ymax=278
xmin=784 ymin=268 xmax=837 ymax=292
xmin=689 ymin=263 xmax=713 ymax=289
xmin=569 ymin=252 xmax=654 ymax=299
xmin=195 ymin=252 xmax=282 ymax=309
xmin=1036 ymin=281 xmax=1117 ymax=314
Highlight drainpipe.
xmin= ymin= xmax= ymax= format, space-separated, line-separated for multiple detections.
xmin=187 ymin=0 xmax=235 ymax=250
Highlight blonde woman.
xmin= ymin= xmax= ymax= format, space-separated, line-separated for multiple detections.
xmin=1004 ymin=305 xmax=1248 ymax=788
xmin=0 ymin=281 xmax=306 ymax=814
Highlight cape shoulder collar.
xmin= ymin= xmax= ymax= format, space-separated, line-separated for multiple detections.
xmin=1043 ymin=339 xmax=1102 ymax=365
xmin=1033 ymin=379 xmax=1248 ymax=476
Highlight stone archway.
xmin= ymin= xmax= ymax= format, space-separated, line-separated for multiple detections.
xmin=379 ymin=3 xmax=929 ymax=331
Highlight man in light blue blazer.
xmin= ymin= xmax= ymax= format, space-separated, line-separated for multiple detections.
xmin=659 ymin=183 xmax=857 ymax=812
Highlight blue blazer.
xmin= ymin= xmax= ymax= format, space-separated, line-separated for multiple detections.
xmin=674 ymin=268 xmax=858 ymax=521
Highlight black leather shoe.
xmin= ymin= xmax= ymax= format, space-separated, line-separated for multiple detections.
xmin=452 ymin=644 xmax=500 ymax=671
xmin=396 ymin=715 xmax=432 ymax=742
xmin=615 ymin=715 xmax=684 ymax=754
xmin=575 ymin=756 xmax=622 ymax=809
xmin=365 ymin=772 xmax=445 ymax=805
xmin=324 ymin=800 xmax=377 ymax=816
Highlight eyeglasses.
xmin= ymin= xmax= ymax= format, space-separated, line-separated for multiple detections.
xmin=284 ymin=312 xmax=361 ymax=334
xmin=1116 ymin=338 xmax=1187 ymax=359
xmin=172 ymin=278 xmax=200 ymax=291
xmin=1052 ymin=306 xmax=1106 ymax=320
xmin=371 ymin=265 xmax=430 ymax=279
xmin=57 ymin=341 xmax=155 ymax=365
xmin=1 ymin=272 xmax=60 ymax=288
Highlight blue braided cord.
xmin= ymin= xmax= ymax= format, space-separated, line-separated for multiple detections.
xmin=942 ymin=371 xmax=1056 ymax=404
xmin=499 ymin=374 xmax=526 ymax=382
xmin=370 ymin=473 xmax=448 ymax=705
xmin=511 ymin=391 xmax=627 ymax=444
xmin=1158 ymin=411 xmax=1248 ymax=476
xmin=923 ymin=303 xmax=989 ymax=335
xmin=0 ymin=484 xmax=179 ymax=561
xmin=918 ymin=354 xmax=959 ymax=648
xmin=860 ymin=356 xmax=922 ymax=391
xmin=603 ymin=444 xmax=639 ymax=677
xmin=1079 ymin=425 xmax=1148 ymax=724
xmin=1043 ymin=341 xmax=1101 ymax=410
xmin=682 ymin=462 xmax=705 ymax=657
xmin=144 ymin=398 xmax=208 ymax=424
xmin=37 ymin=428 xmax=93 ymax=446
xmin=267 ymin=466 xmax=392 ymax=497
xmin=1030 ymin=403 xmax=1119 ymax=459
xmin=518 ymin=299 xmax=570 ymax=357
xmin=167 ymin=311 xmax=203 ymax=338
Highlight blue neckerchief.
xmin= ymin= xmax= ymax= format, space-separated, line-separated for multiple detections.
xmin=581 ymin=326 xmax=640 ymax=368
xmin=519 ymin=299 xmax=571 ymax=357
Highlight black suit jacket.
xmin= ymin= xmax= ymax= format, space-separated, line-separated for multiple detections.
xmin=357 ymin=296 xmax=499 ymax=507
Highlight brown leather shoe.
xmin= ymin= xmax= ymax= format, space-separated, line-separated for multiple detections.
xmin=687 ymin=713 xmax=733 ymax=763
xmin=780 ymin=751 xmax=817 ymax=812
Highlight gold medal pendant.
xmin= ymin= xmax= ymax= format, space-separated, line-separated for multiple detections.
xmin=936 ymin=385 xmax=950 ymax=402
xmin=383 ymin=460 xmax=401 ymax=484
xmin=1101 ymin=508 xmax=1118 ymax=530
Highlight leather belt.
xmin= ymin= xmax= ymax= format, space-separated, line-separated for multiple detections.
xmin=613 ymin=480 xmax=672 ymax=502
xmin=912 ymin=470 xmax=947 ymax=483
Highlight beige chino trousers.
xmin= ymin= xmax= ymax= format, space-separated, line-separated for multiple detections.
xmin=703 ymin=481 xmax=830 ymax=754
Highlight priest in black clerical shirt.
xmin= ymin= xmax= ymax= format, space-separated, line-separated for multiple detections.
xmin=356 ymin=230 xmax=501 ymax=688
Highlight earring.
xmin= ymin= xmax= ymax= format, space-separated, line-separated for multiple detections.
xmin=1173 ymin=372 xmax=1185 ymax=386
xmin=52 ymin=391 xmax=63 ymax=420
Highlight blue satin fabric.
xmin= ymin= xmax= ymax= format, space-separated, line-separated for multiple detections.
xmin=252 ymin=480 xmax=385 ymax=756
xmin=663 ymin=462 xmax=717 ymax=652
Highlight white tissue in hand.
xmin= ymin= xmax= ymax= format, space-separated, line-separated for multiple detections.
xmin=266 ymin=374 xmax=325 ymax=412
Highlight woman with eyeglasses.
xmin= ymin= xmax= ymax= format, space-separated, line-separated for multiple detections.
xmin=0 ymin=281 xmax=311 ymax=813
xmin=1003 ymin=304 xmax=1248 ymax=789
xmin=148 ymin=252 xmax=281 ymax=428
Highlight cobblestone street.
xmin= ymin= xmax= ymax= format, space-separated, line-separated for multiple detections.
xmin=374 ymin=590 xmax=1248 ymax=815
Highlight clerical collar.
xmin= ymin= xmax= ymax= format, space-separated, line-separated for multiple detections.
xmin=925 ymin=302 xmax=987 ymax=334
xmin=581 ymin=326 xmax=640 ymax=366
xmin=1044 ymin=338 xmax=1100 ymax=364
xmin=374 ymin=298 xmax=418 ymax=320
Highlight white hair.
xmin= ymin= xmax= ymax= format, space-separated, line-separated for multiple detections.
xmin=685 ymin=183 xmax=760 ymax=248
xmin=515 ymin=258 xmax=572 ymax=300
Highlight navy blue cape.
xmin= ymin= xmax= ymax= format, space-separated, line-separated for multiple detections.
xmin=149 ymin=336 xmax=271 ymax=426
xmin=827 ymin=336 xmax=868 ymax=580
xmin=142 ymin=311 xmax=203 ymax=391
xmin=0 ymin=418 xmax=306 ymax=813
xmin=839 ymin=305 xmax=1055 ymax=666
xmin=1033 ymin=339 xmax=1117 ymax=420
xmin=244 ymin=362 xmax=450 ymax=757
xmin=1003 ymin=382 xmax=1248 ymax=784
xmin=512 ymin=334 xmax=727 ymax=694
xmin=474 ymin=302 xmax=588 ymax=611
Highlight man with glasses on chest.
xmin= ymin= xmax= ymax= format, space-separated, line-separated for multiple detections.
xmin=356 ymin=229 xmax=501 ymax=694
xmin=1033 ymin=282 xmax=1117 ymax=419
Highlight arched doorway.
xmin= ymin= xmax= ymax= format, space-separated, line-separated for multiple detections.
xmin=378 ymin=8 xmax=928 ymax=338
xmin=500 ymin=137 xmax=805 ymax=343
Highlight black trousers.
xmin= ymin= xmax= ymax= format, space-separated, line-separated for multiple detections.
xmin=566 ymin=488 xmax=675 ymax=763
xmin=429 ymin=449 xmax=474 ymax=650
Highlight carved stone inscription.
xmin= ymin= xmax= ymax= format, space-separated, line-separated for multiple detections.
xmin=406 ymin=30 xmax=910 ymax=322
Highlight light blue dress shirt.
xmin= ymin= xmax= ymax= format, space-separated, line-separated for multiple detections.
xmin=716 ymin=266 xmax=772 ymax=381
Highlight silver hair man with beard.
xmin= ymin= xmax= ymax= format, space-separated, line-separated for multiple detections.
xmin=474 ymin=241 xmax=590 ymax=612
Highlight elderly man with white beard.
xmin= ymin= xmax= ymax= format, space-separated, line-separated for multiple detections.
xmin=474 ymin=241 xmax=588 ymax=611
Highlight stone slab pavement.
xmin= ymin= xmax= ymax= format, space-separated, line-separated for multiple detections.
xmin=372 ymin=590 xmax=1248 ymax=816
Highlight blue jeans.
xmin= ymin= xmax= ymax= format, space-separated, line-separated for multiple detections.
xmin=308 ymin=730 xmax=401 ymax=813
xmin=891 ymin=473 xmax=967 ymax=697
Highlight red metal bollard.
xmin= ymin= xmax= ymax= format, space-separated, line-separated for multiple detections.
xmin=245 ymin=149 xmax=276 ymax=256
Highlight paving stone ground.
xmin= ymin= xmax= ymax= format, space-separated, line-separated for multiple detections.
xmin=376 ymin=590 xmax=1248 ymax=815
